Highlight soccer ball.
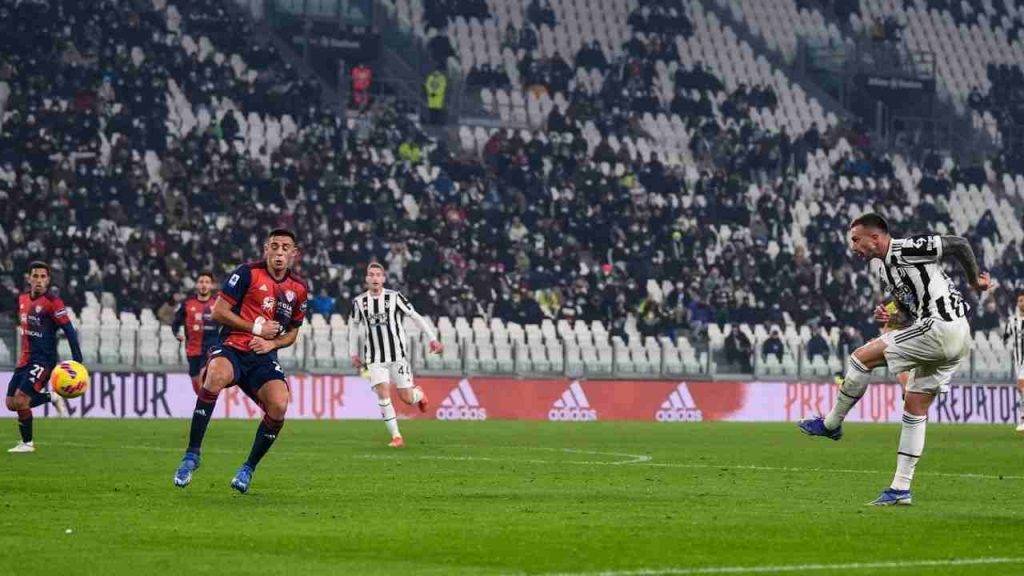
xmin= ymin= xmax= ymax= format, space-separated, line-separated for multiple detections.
xmin=50 ymin=361 xmax=90 ymax=399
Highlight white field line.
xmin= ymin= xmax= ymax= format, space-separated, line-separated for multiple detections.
xmin=536 ymin=556 xmax=1024 ymax=576
xmin=48 ymin=441 xmax=1024 ymax=481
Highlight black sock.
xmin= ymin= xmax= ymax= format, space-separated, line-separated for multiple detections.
xmin=17 ymin=410 xmax=32 ymax=443
xmin=187 ymin=388 xmax=219 ymax=455
xmin=245 ymin=415 xmax=284 ymax=469
xmin=28 ymin=391 xmax=51 ymax=408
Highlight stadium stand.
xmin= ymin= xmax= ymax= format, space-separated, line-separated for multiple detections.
xmin=0 ymin=0 xmax=1020 ymax=381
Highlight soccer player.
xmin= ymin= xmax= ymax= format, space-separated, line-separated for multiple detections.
xmin=172 ymin=272 xmax=221 ymax=395
xmin=6 ymin=261 xmax=83 ymax=453
xmin=172 ymin=230 xmax=308 ymax=493
xmin=349 ymin=262 xmax=443 ymax=447
xmin=799 ymin=214 xmax=990 ymax=505
xmin=1003 ymin=292 xmax=1024 ymax=432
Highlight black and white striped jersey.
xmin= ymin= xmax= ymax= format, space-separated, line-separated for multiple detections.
xmin=348 ymin=289 xmax=436 ymax=364
xmin=873 ymin=235 xmax=969 ymax=322
xmin=1004 ymin=314 xmax=1024 ymax=368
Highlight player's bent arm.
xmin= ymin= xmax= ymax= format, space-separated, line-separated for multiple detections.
xmin=940 ymin=236 xmax=982 ymax=287
xmin=210 ymin=296 xmax=279 ymax=336
xmin=271 ymin=327 xmax=299 ymax=351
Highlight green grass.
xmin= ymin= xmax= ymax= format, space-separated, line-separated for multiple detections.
xmin=2 ymin=420 xmax=1023 ymax=575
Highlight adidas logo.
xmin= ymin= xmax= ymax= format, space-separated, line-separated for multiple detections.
xmin=259 ymin=284 xmax=269 ymax=292
xmin=194 ymin=409 xmax=208 ymax=417
xmin=655 ymin=383 xmax=704 ymax=422
xmin=436 ymin=379 xmax=487 ymax=420
xmin=548 ymin=381 xmax=597 ymax=421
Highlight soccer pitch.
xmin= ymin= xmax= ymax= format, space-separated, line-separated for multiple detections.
xmin=3 ymin=420 xmax=1022 ymax=575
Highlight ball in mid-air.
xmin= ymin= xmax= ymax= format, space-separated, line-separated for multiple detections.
xmin=50 ymin=360 xmax=90 ymax=399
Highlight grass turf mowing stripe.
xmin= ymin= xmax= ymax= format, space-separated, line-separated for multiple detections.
xmin=540 ymin=556 xmax=1024 ymax=575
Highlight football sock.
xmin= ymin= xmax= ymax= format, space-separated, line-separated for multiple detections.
xmin=29 ymin=391 xmax=51 ymax=408
xmin=379 ymin=398 xmax=400 ymax=438
xmin=824 ymin=356 xmax=871 ymax=430
xmin=891 ymin=412 xmax=927 ymax=491
xmin=245 ymin=415 xmax=284 ymax=469
xmin=17 ymin=410 xmax=32 ymax=443
xmin=187 ymin=388 xmax=219 ymax=455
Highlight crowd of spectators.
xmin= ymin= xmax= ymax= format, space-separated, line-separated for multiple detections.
xmin=0 ymin=0 xmax=1021 ymax=366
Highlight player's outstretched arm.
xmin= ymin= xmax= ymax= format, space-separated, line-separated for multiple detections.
xmin=941 ymin=236 xmax=990 ymax=291
xmin=60 ymin=323 xmax=84 ymax=363
xmin=396 ymin=294 xmax=442 ymax=353
xmin=52 ymin=299 xmax=83 ymax=363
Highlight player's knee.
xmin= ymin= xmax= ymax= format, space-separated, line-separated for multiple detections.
xmin=6 ymin=392 xmax=28 ymax=411
xmin=203 ymin=361 xmax=233 ymax=393
xmin=904 ymin=391 xmax=933 ymax=416
xmin=851 ymin=344 xmax=885 ymax=370
xmin=265 ymin=397 xmax=289 ymax=420
xmin=372 ymin=383 xmax=390 ymax=400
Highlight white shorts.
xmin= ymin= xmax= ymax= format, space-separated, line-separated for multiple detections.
xmin=882 ymin=317 xmax=971 ymax=394
xmin=365 ymin=360 xmax=414 ymax=389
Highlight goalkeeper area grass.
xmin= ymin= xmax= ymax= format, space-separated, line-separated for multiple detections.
xmin=2 ymin=419 xmax=1022 ymax=575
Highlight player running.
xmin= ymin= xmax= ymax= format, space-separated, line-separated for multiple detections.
xmin=172 ymin=272 xmax=221 ymax=394
xmin=172 ymin=230 xmax=308 ymax=493
xmin=6 ymin=261 xmax=83 ymax=453
xmin=1003 ymin=292 xmax=1024 ymax=432
xmin=349 ymin=263 xmax=442 ymax=447
xmin=799 ymin=214 xmax=990 ymax=506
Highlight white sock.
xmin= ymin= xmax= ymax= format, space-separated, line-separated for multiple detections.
xmin=891 ymin=412 xmax=927 ymax=491
xmin=379 ymin=398 xmax=400 ymax=438
xmin=824 ymin=356 xmax=872 ymax=430
xmin=408 ymin=386 xmax=423 ymax=404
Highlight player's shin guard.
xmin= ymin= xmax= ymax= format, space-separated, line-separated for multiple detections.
xmin=824 ymin=356 xmax=872 ymax=430
xmin=245 ymin=415 xmax=284 ymax=469
xmin=379 ymin=398 xmax=401 ymax=438
xmin=891 ymin=412 xmax=927 ymax=491
xmin=187 ymin=388 xmax=219 ymax=455
xmin=16 ymin=410 xmax=32 ymax=443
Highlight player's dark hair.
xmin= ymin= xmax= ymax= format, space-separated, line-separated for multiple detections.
xmin=850 ymin=213 xmax=889 ymax=233
xmin=28 ymin=261 xmax=50 ymax=275
xmin=197 ymin=271 xmax=215 ymax=282
xmin=267 ymin=228 xmax=297 ymax=243
xmin=367 ymin=262 xmax=385 ymax=273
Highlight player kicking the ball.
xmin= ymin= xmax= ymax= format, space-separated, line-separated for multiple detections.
xmin=172 ymin=229 xmax=308 ymax=493
xmin=349 ymin=263 xmax=442 ymax=447
xmin=799 ymin=214 xmax=990 ymax=505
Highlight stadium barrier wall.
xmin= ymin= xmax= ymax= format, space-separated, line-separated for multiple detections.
xmin=2 ymin=372 xmax=1020 ymax=424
